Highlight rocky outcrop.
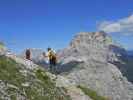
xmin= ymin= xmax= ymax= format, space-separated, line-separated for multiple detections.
xmin=0 ymin=50 xmax=72 ymax=100
xmin=58 ymin=32 xmax=133 ymax=100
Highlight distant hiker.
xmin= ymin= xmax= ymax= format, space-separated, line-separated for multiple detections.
xmin=42 ymin=52 xmax=49 ymax=64
xmin=46 ymin=48 xmax=57 ymax=72
xmin=26 ymin=49 xmax=31 ymax=60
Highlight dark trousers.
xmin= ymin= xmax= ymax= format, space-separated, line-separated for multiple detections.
xmin=49 ymin=58 xmax=56 ymax=72
xmin=26 ymin=54 xmax=30 ymax=60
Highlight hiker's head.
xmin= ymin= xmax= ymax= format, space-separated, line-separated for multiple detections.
xmin=26 ymin=49 xmax=30 ymax=52
xmin=47 ymin=47 xmax=51 ymax=51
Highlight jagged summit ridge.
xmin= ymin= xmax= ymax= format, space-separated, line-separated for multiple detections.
xmin=58 ymin=32 xmax=114 ymax=64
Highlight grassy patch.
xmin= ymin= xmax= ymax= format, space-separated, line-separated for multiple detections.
xmin=0 ymin=56 xmax=25 ymax=87
xmin=33 ymin=68 xmax=71 ymax=100
xmin=0 ymin=55 xmax=71 ymax=100
xmin=77 ymin=85 xmax=108 ymax=100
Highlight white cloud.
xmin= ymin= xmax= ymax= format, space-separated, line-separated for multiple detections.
xmin=98 ymin=14 xmax=133 ymax=35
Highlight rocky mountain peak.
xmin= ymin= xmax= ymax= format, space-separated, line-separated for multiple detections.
xmin=59 ymin=32 xmax=114 ymax=64
xmin=70 ymin=31 xmax=110 ymax=48
xmin=57 ymin=32 xmax=133 ymax=100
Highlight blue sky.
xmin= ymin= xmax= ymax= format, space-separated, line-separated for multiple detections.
xmin=0 ymin=0 xmax=133 ymax=53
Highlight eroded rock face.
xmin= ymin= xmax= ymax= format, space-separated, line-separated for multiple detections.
xmin=58 ymin=32 xmax=133 ymax=100
xmin=58 ymin=32 xmax=112 ymax=63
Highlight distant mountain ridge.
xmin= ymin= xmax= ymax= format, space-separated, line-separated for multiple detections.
xmin=127 ymin=50 xmax=133 ymax=56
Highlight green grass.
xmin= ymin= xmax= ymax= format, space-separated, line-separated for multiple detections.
xmin=0 ymin=55 xmax=71 ymax=100
xmin=0 ymin=42 xmax=5 ymax=49
xmin=77 ymin=85 xmax=108 ymax=100
xmin=0 ymin=56 xmax=25 ymax=87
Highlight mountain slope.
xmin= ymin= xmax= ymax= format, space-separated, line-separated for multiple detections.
xmin=58 ymin=32 xmax=133 ymax=100
xmin=0 ymin=54 xmax=71 ymax=100
xmin=0 ymin=45 xmax=94 ymax=100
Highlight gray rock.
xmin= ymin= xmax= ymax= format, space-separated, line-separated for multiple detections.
xmin=58 ymin=32 xmax=133 ymax=100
